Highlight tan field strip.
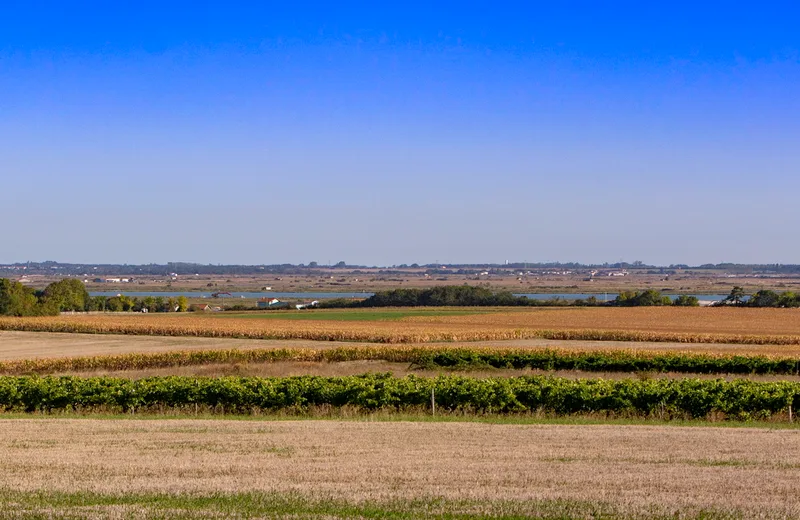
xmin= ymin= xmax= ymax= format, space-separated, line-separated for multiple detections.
xmin=1 ymin=419 xmax=799 ymax=518
xmin=5 ymin=330 xmax=800 ymax=364
xmin=48 ymin=361 xmax=800 ymax=381
xmin=3 ymin=307 xmax=800 ymax=345
xmin=415 ymin=306 xmax=800 ymax=335
xmin=0 ymin=330 xmax=382 ymax=361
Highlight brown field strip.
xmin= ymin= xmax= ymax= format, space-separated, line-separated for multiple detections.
xmin=407 ymin=306 xmax=800 ymax=336
xmin=7 ymin=331 xmax=800 ymax=364
xmin=6 ymin=330 xmax=800 ymax=366
xmin=2 ymin=307 xmax=800 ymax=345
xmin=1 ymin=419 xmax=800 ymax=518
xmin=38 ymin=361 xmax=800 ymax=381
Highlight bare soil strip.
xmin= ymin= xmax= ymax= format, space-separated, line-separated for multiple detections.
xmin=4 ymin=330 xmax=800 ymax=363
xmin=1 ymin=419 xmax=799 ymax=518
xmin=38 ymin=360 xmax=800 ymax=381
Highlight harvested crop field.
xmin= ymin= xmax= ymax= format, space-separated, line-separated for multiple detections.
xmin=1 ymin=419 xmax=799 ymax=518
xmin=2 ymin=307 xmax=800 ymax=345
xmin=34 ymin=361 xmax=800 ymax=381
xmin=6 ymin=329 xmax=800 ymax=364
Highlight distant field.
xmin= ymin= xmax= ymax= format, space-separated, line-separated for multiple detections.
xmin=2 ymin=307 xmax=800 ymax=344
xmin=1 ymin=419 xmax=799 ymax=519
xmin=221 ymin=308 xmax=492 ymax=321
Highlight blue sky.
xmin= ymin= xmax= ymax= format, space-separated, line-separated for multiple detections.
xmin=2 ymin=2 xmax=798 ymax=265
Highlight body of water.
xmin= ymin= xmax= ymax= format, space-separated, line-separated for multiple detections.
xmin=89 ymin=291 xmax=730 ymax=302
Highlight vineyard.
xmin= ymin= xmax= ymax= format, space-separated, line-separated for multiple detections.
xmin=4 ymin=307 xmax=800 ymax=421
xmin=1 ymin=374 xmax=798 ymax=420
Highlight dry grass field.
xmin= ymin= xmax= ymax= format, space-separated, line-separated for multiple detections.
xmin=2 ymin=307 xmax=800 ymax=345
xmin=1 ymin=419 xmax=799 ymax=518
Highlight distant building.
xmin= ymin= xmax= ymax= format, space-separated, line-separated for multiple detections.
xmin=258 ymin=298 xmax=287 ymax=309
xmin=190 ymin=303 xmax=211 ymax=312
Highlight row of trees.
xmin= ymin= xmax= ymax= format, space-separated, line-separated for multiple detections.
xmin=722 ymin=287 xmax=800 ymax=308
xmin=0 ymin=278 xmax=92 ymax=316
xmin=357 ymin=286 xmax=526 ymax=307
xmin=88 ymin=294 xmax=189 ymax=313
xmin=0 ymin=278 xmax=189 ymax=316
xmin=614 ymin=290 xmax=700 ymax=307
xmin=323 ymin=286 xmax=699 ymax=308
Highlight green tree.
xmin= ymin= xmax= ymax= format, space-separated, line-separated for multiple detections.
xmin=615 ymin=289 xmax=671 ymax=307
xmin=673 ymin=295 xmax=700 ymax=307
xmin=176 ymin=296 xmax=189 ymax=312
xmin=0 ymin=278 xmax=43 ymax=316
xmin=120 ymin=296 xmax=135 ymax=312
xmin=105 ymin=296 xmax=123 ymax=312
xmin=725 ymin=286 xmax=746 ymax=305
xmin=86 ymin=296 xmax=108 ymax=312
xmin=41 ymin=279 xmax=89 ymax=312
xmin=749 ymin=290 xmax=779 ymax=308
xmin=778 ymin=291 xmax=800 ymax=308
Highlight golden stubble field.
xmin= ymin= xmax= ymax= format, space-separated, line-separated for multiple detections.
xmin=1 ymin=419 xmax=799 ymax=518
xmin=2 ymin=307 xmax=800 ymax=344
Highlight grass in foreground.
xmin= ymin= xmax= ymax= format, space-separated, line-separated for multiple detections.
xmin=3 ymin=409 xmax=800 ymax=429
xmin=0 ymin=489 xmax=747 ymax=519
xmin=2 ymin=419 xmax=799 ymax=519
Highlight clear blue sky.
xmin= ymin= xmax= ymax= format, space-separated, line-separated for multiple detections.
xmin=2 ymin=2 xmax=798 ymax=266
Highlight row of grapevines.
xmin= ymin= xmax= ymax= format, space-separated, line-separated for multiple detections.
xmin=0 ymin=374 xmax=797 ymax=420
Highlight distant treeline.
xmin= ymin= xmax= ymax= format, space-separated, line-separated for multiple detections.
xmin=322 ymin=286 xmax=800 ymax=309
xmin=718 ymin=286 xmax=800 ymax=308
xmin=4 ymin=261 xmax=800 ymax=276
xmin=0 ymin=278 xmax=189 ymax=316
xmin=321 ymin=286 xmax=701 ymax=308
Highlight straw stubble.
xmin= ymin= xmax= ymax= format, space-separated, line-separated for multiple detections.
xmin=1 ymin=419 xmax=799 ymax=518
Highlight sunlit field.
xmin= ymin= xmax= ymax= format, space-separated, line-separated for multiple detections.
xmin=2 ymin=419 xmax=800 ymax=519
xmin=2 ymin=307 xmax=800 ymax=344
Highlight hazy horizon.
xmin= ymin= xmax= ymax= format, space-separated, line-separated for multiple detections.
xmin=3 ymin=3 xmax=798 ymax=266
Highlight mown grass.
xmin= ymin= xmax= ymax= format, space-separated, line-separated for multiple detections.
xmin=0 ymin=488 xmax=751 ymax=519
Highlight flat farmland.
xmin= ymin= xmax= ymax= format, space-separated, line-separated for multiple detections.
xmin=2 ymin=307 xmax=800 ymax=344
xmin=1 ymin=419 xmax=799 ymax=518
xmin=11 ymin=329 xmax=800 ymax=361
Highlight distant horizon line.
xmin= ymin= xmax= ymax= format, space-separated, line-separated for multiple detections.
xmin=2 ymin=260 xmax=799 ymax=270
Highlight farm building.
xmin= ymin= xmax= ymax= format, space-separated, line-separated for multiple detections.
xmin=258 ymin=298 xmax=288 ymax=309
xmin=189 ymin=303 xmax=211 ymax=312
